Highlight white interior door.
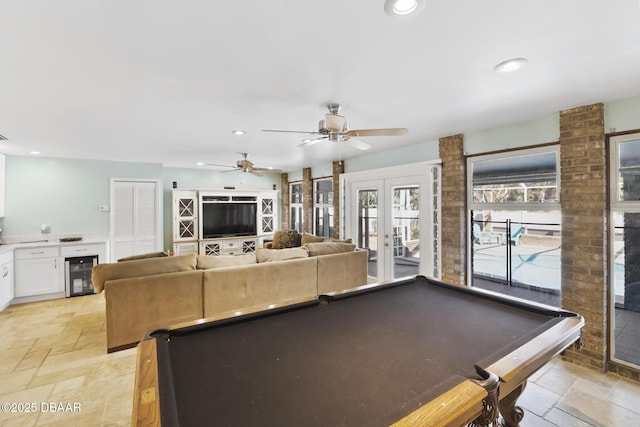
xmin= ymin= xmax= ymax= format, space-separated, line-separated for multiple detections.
xmin=111 ymin=179 xmax=162 ymax=261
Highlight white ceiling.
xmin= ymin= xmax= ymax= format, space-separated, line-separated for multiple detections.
xmin=1 ymin=0 xmax=640 ymax=173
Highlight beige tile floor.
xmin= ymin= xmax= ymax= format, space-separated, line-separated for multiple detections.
xmin=1 ymin=294 xmax=640 ymax=426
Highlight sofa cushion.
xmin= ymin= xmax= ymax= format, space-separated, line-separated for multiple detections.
xmin=272 ymin=229 xmax=301 ymax=249
xmin=326 ymin=238 xmax=353 ymax=244
xmin=92 ymin=253 xmax=197 ymax=293
xmin=256 ymin=247 xmax=309 ymax=263
xmin=303 ymin=242 xmax=356 ymax=256
xmin=301 ymin=233 xmax=326 ymax=245
xmin=117 ymin=251 xmax=168 ymax=262
xmin=197 ymin=253 xmax=256 ymax=269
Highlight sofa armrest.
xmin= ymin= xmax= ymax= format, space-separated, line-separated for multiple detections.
xmin=104 ymin=270 xmax=203 ymax=352
xmin=317 ymin=249 xmax=368 ymax=295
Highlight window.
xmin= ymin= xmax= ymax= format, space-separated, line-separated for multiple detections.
xmin=290 ymin=182 xmax=303 ymax=233
xmin=468 ymin=147 xmax=561 ymax=306
xmin=313 ymin=178 xmax=333 ymax=238
xmin=610 ymin=132 xmax=640 ymax=368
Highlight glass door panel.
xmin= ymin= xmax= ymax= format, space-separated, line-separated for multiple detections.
xmin=391 ymin=186 xmax=420 ymax=279
xmin=358 ymin=189 xmax=379 ymax=282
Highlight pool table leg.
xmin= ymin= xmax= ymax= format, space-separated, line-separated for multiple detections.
xmin=499 ymin=381 xmax=526 ymax=427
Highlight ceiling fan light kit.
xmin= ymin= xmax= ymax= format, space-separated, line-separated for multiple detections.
xmin=262 ymin=103 xmax=408 ymax=151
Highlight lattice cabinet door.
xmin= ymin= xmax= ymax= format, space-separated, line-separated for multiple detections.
xmin=242 ymin=239 xmax=256 ymax=253
xmin=172 ymin=191 xmax=198 ymax=241
xmin=200 ymin=241 xmax=221 ymax=256
xmin=259 ymin=191 xmax=278 ymax=234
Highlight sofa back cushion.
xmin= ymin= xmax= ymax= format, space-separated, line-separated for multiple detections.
xmin=92 ymin=253 xmax=197 ymax=293
xmin=117 ymin=251 xmax=168 ymax=262
xmin=256 ymin=247 xmax=309 ymax=263
xmin=303 ymin=242 xmax=356 ymax=256
xmin=203 ymin=257 xmax=318 ymax=318
xmin=197 ymin=253 xmax=256 ymax=270
xmin=300 ymin=233 xmax=325 ymax=245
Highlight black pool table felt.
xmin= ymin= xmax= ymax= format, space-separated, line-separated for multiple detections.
xmin=152 ymin=278 xmax=565 ymax=426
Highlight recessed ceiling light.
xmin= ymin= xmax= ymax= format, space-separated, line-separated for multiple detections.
xmin=196 ymin=161 xmax=204 ymax=166
xmin=29 ymin=151 xmax=41 ymax=155
xmin=231 ymin=130 xmax=246 ymax=135
xmin=384 ymin=0 xmax=425 ymax=17
xmin=494 ymin=58 xmax=528 ymax=73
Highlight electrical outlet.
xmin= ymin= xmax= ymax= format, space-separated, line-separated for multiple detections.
xmin=40 ymin=224 xmax=51 ymax=233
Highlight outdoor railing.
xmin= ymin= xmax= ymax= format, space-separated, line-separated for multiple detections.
xmin=471 ymin=218 xmax=561 ymax=294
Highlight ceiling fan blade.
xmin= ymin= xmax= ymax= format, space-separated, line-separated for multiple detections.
xmin=345 ymin=138 xmax=372 ymax=151
xmin=346 ymin=128 xmax=408 ymax=137
xmin=262 ymin=129 xmax=321 ymax=135
xmin=206 ymin=163 xmax=236 ymax=168
xmin=251 ymin=167 xmax=283 ymax=173
xmin=249 ymin=170 xmax=264 ymax=177
xmin=297 ymin=137 xmax=328 ymax=148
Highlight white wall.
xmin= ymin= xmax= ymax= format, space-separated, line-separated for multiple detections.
xmin=2 ymin=156 xmax=280 ymax=249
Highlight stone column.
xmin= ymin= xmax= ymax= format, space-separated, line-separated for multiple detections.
xmin=559 ymin=103 xmax=607 ymax=371
xmin=280 ymin=173 xmax=289 ymax=230
xmin=303 ymin=167 xmax=312 ymax=234
xmin=439 ymin=134 xmax=466 ymax=286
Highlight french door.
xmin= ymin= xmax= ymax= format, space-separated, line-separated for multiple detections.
xmin=343 ymin=163 xmax=439 ymax=284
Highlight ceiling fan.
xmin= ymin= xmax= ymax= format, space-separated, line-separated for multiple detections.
xmin=206 ymin=152 xmax=282 ymax=177
xmin=262 ymin=103 xmax=408 ymax=150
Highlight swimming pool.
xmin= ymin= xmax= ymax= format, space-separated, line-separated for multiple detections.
xmin=473 ymin=254 xmax=625 ymax=296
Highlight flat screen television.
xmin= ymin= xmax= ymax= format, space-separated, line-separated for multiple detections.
xmin=202 ymin=202 xmax=258 ymax=238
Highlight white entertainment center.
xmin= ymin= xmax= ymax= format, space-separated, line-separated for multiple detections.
xmin=171 ymin=189 xmax=278 ymax=256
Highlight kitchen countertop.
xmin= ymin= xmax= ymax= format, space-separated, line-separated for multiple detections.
xmin=0 ymin=237 xmax=110 ymax=254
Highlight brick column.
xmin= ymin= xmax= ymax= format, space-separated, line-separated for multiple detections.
xmin=439 ymin=134 xmax=466 ymax=286
xmin=303 ymin=167 xmax=313 ymax=234
xmin=332 ymin=160 xmax=344 ymax=239
xmin=280 ymin=173 xmax=289 ymax=230
xmin=559 ymin=103 xmax=608 ymax=371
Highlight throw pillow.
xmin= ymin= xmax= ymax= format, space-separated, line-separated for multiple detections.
xmin=196 ymin=253 xmax=257 ymax=270
xmin=256 ymin=247 xmax=309 ymax=263
xmin=272 ymin=229 xmax=302 ymax=249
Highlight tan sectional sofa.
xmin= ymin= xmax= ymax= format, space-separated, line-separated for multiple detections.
xmin=92 ymin=243 xmax=368 ymax=353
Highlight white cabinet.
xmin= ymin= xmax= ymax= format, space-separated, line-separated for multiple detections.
xmin=258 ymin=191 xmax=277 ymax=234
xmin=172 ymin=190 xmax=198 ymax=255
xmin=0 ymin=251 xmax=13 ymax=310
xmin=172 ymin=190 xmax=198 ymax=241
xmin=61 ymin=242 xmax=108 ymax=263
xmin=173 ymin=241 xmax=198 ymax=255
xmin=14 ymin=246 xmax=62 ymax=298
xmin=200 ymin=237 xmax=257 ymax=256
xmin=0 ymin=153 xmax=5 ymax=217
xmin=171 ymin=189 xmax=278 ymax=255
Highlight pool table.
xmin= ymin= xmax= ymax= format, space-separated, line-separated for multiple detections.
xmin=132 ymin=275 xmax=583 ymax=427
